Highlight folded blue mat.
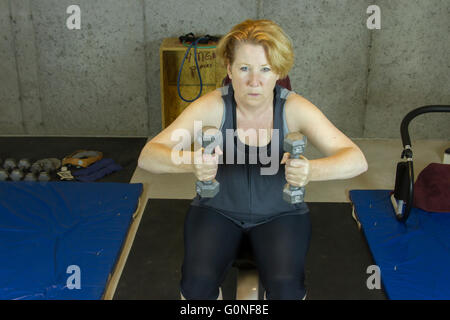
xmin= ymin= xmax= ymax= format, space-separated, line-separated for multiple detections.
xmin=0 ymin=181 xmax=143 ymax=300
xmin=349 ymin=189 xmax=450 ymax=300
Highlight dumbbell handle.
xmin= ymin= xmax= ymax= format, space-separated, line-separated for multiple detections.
xmin=283 ymin=132 xmax=307 ymax=204
xmin=196 ymin=126 xmax=221 ymax=198
xmin=199 ymin=126 xmax=219 ymax=184
xmin=201 ymin=145 xmax=217 ymax=184
xmin=289 ymin=185 xmax=304 ymax=191
xmin=288 ymin=152 xmax=304 ymax=191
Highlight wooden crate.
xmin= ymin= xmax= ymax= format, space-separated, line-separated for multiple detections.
xmin=159 ymin=38 xmax=227 ymax=128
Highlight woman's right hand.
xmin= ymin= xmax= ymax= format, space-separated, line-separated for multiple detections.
xmin=193 ymin=145 xmax=223 ymax=181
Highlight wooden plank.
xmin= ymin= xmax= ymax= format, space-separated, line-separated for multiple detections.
xmin=102 ymin=183 xmax=149 ymax=300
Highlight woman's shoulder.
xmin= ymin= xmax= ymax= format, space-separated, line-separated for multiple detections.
xmin=284 ymin=92 xmax=324 ymax=133
xmin=187 ymin=88 xmax=224 ymax=128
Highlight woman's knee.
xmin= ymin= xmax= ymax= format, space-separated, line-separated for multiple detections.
xmin=180 ymin=270 xmax=222 ymax=300
xmin=263 ymin=275 xmax=307 ymax=300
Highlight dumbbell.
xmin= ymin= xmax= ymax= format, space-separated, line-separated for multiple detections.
xmin=3 ymin=158 xmax=17 ymax=171
xmin=0 ymin=169 xmax=8 ymax=181
xmin=24 ymin=172 xmax=38 ymax=182
xmin=42 ymin=158 xmax=60 ymax=181
xmin=10 ymin=169 xmax=24 ymax=181
xmin=38 ymin=171 xmax=51 ymax=182
xmin=25 ymin=168 xmax=47 ymax=182
xmin=8 ymin=159 xmax=32 ymax=181
xmin=1 ymin=158 xmax=17 ymax=181
xmin=283 ymin=132 xmax=307 ymax=204
xmin=195 ymin=126 xmax=221 ymax=198
xmin=18 ymin=158 xmax=31 ymax=171
xmin=31 ymin=159 xmax=60 ymax=182
xmin=15 ymin=158 xmax=37 ymax=181
xmin=29 ymin=161 xmax=41 ymax=181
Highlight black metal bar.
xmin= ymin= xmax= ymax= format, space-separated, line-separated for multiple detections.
xmin=400 ymin=105 xmax=450 ymax=149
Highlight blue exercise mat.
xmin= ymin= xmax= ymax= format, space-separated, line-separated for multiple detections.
xmin=349 ymin=189 xmax=450 ymax=300
xmin=0 ymin=181 xmax=143 ymax=300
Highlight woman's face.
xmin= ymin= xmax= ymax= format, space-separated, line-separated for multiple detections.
xmin=227 ymin=43 xmax=280 ymax=107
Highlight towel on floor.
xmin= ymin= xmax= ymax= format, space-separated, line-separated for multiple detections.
xmin=72 ymin=158 xmax=122 ymax=182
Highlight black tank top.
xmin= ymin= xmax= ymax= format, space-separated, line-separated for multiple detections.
xmin=191 ymin=84 xmax=309 ymax=227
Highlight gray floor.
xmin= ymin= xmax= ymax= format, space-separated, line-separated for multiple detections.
xmin=114 ymin=199 xmax=387 ymax=300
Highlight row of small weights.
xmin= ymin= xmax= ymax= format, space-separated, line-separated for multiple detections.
xmin=0 ymin=158 xmax=53 ymax=182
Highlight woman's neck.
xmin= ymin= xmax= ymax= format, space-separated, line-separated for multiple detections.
xmin=235 ymin=92 xmax=274 ymax=121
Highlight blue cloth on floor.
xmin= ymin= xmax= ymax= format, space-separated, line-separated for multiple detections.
xmin=72 ymin=158 xmax=122 ymax=182
xmin=0 ymin=181 xmax=143 ymax=300
xmin=349 ymin=189 xmax=450 ymax=300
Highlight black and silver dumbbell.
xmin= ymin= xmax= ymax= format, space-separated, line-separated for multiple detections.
xmin=1 ymin=158 xmax=17 ymax=181
xmin=283 ymin=132 xmax=307 ymax=204
xmin=18 ymin=158 xmax=31 ymax=171
xmin=30 ymin=160 xmax=50 ymax=182
xmin=31 ymin=158 xmax=61 ymax=182
xmin=10 ymin=168 xmax=24 ymax=181
xmin=3 ymin=158 xmax=17 ymax=171
xmin=195 ymin=126 xmax=221 ymax=198
xmin=24 ymin=172 xmax=38 ymax=182
xmin=8 ymin=159 xmax=32 ymax=181
xmin=0 ymin=169 xmax=8 ymax=181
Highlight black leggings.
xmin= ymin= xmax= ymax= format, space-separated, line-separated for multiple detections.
xmin=180 ymin=205 xmax=312 ymax=300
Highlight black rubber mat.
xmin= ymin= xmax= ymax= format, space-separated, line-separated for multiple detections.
xmin=115 ymin=199 xmax=387 ymax=300
xmin=0 ymin=137 xmax=147 ymax=183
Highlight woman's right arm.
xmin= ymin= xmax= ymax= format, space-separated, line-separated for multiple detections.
xmin=138 ymin=142 xmax=195 ymax=173
xmin=138 ymin=90 xmax=223 ymax=174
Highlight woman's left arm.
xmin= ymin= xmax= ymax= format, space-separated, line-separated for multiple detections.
xmin=284 ymin=94 xmax=368 ymax=182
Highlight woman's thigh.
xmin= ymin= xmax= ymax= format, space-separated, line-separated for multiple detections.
xmin=181 ymin=206 xmax=244 ymax=295
xmin=248 ymin=213 xmax=312 ymax=298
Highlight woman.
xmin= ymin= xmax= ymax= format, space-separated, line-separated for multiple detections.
xmin=138 ymin=19 xmax=368 ymax=300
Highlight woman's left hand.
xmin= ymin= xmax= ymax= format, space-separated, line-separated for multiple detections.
xmin=280 ymin=153 xmax=311 ymax=187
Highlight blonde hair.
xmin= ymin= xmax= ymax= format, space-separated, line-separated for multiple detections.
xmin=216 ymin=19 xmax=294 ymax=79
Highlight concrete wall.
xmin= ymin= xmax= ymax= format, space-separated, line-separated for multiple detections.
xmin=364 ymin=0 xmax=450 ymax=139
xmin=0 ymin=0 xmax=448 ymax=139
